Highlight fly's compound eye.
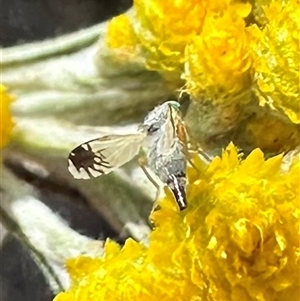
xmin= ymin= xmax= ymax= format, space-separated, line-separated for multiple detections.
xmin=147 ymin=124 xmax=160 ymax=134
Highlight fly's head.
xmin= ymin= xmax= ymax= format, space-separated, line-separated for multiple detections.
xmin=141 ymin=101 xmax=181 ymax=136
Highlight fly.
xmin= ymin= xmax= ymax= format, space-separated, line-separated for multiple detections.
xmin=68 ymin=101 xmax=188 ymax=211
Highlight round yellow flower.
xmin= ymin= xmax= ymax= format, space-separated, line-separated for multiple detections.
xmin=54 ymin=144 xmax=299 ymax=301
xmin=183 ymin=6 xmax=252 ymax=102
xmin=132 ymin=0 xmax=206 ymax=74
xmin=249 ymin=0 xmax=300 ymax=123
xmin=106 ymin=0 xmax=249 ymax=83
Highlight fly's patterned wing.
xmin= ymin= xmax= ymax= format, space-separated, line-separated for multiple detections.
xmin=68 ymin=133 xmax=146 ymax=179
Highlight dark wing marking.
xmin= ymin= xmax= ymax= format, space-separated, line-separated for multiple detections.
xmin=68 ymin=133 xmax=146 ymax=179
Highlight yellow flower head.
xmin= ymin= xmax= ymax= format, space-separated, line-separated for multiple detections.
xmin=54 ymin=144 xmax=299 ymax=301
xmin=183 ymin=5 xmax=252 ymax=101
xmin=249 ymin=0 xmax=300 ymax=123
xmin=106 ymin=0 xmax=251 ymax=83
xmin=132 ymin=0 xmax=205 ymax=73
xmin=0 ymin=85 xmax=14 ymax=148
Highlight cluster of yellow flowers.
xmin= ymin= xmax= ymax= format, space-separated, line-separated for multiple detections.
xmin=108 ymin=0 xmax=207 ymax=81
xmin=54 ymin=1 xmax=300 ymax=300
xmin=54 ymin=144 xmax=299 ymax=301
xmin=0 ymin=85 xmax=14 ymax=148
xmin=106 ymin=0 xmax=299 ymax=123
xmin=249 ymin=0 xmax=300 ymax=123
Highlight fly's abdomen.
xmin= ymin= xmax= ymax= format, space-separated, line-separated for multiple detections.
xmin=145 ymin=133 xmax=188 ymax=210
xmin=166 ymin=173 xmax=187 ymax=211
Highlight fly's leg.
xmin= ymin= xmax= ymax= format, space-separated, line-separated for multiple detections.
xmin=177 ymin=120 xmax=204 ymax=172
xmin=183 ymin=143 xmax=213 ymax=182
xmin=138 ymin=155 xmax=162 ymax=214
xmin=193 ymin=144 xmax=212 ymax=163
xmin=181 ymin=141 xmax=201 ymax=173
xmin=138 ymin=156 xmax=160 ymax=190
